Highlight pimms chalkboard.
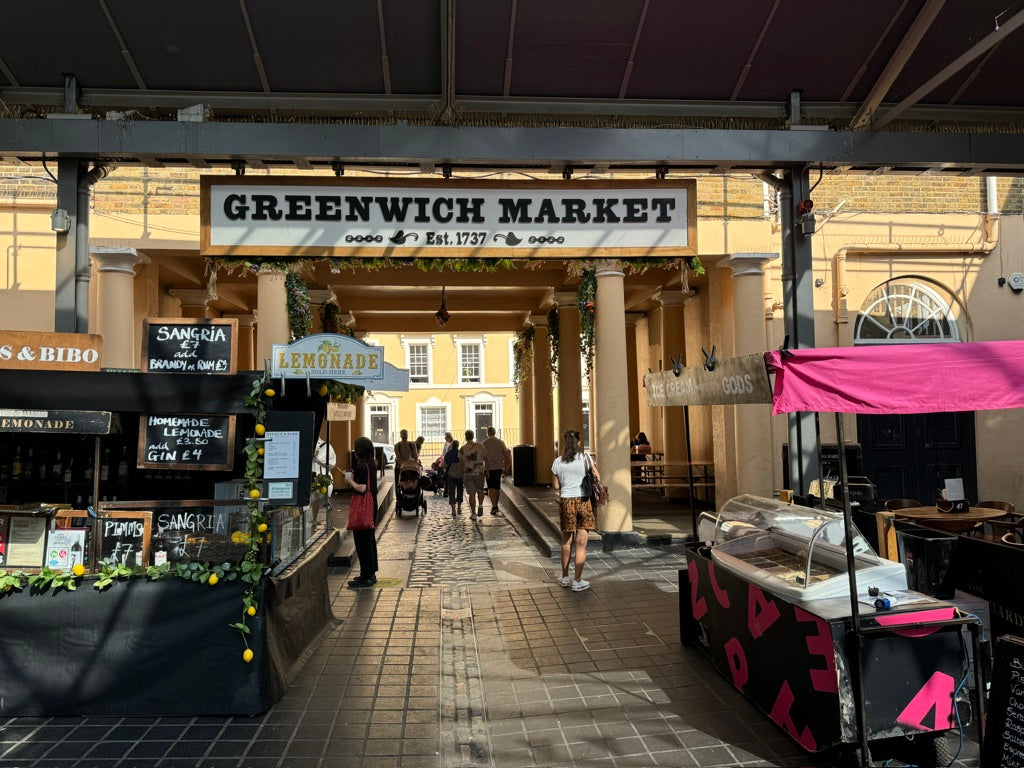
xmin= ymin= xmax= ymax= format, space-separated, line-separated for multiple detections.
xmin=138 ymin=414 xmax=236 ymax=471
xmin=984 ymin=634 xmax=1024 ymax=767
xmin=96 ymin=511 xmax=152 ymax=567
xmin=143 ymin=318 xmax=237 ymax=374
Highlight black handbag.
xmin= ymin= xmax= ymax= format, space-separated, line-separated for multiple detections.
xmin=581 ymin=455 xmax=607 ymax=507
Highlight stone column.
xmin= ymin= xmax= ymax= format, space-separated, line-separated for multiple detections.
xmin=517 ymin=324 xmax=536 ymax=447
xmin=725 ymin=252 xmax=778 ymax=497
xmin=255 ymin=267 xmax=290 ymax=370
xmin=554 ymin=292 xmax=584 ymax=439
xmin=530 ymin=315 xmax=555 ymax=484
xmin=92 ymin=247 xmax=146 ymax=370
xmin=594 ymin=261 xmax=634 ymax=541
xmin=624 ymin=313 xmax=641 ymax=437
xmin=224 ymin=314 xmax=257 ymax=371
xmin=169 ymin=288 xmax=213 ymax=319
xmin=656 ymin=289 xmax=688 ymax=497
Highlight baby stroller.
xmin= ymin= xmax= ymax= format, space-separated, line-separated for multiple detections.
xmin=424 ymin=456 xmax=447 ymax=495
xmin=395 ymin=460 xmax=429 ymax=517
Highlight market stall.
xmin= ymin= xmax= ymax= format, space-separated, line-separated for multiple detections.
xmin=647 ymin=343 xmax=1024 ymax=764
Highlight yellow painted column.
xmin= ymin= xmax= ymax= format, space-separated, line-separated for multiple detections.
xmin=554 ymin=292 xmax=584 ymax=440
xmin=725 ymin=252 xmax=778 ymax=497
xmin=656 ymin=289 xmax=688 ymax=497
xmin=517 ymin=323 xmax=536 ymax=447
xmin=624 ymin=313 xmax=641 ymax=437
xmin=92 ymin=247 xmax=146 ymax=370
xmin=593 ymin=261 xmax=633 ymax=537
xmin=225 ymin=314 xmax=256 ymax=371
xmin=530 ymin=315 xmax=555 ymax=484
xmin=255 ymin=267 xmax=290 ymax=371
xmin=169 ymin=288 xmax=213 ymax=319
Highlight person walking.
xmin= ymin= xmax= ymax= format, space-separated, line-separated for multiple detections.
xmin=550 ymin=429 xmax=599 ymax=593
xmin=481 ymin=426 xmax=510 ymax=515
xmin=393 ymin=429 xmax=418 ymax=486
xmin=442 ymin=431 xmax=455 ymax=457
xmin=459 ymin=429 xmax=487 ymax=517
xmin=443 ymin=439 xmax=464 ymax=517
xmin=343 ymin=436 xmax=379 ymax=589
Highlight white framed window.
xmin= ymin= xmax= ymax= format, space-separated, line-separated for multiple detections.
xmin=408 ymin=342 xmax=430 ymax=384
xmin=417 ymin=401 xmax=450 ymax=440
xmin=458 ymin=340 xmax=483 ymax=384
xmin=854 ymin=279 xmax=965 ymax=344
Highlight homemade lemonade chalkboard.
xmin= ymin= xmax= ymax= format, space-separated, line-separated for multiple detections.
xmin=143 ymin=318 xmax=237 ymax=374
xmin=138 ymin=414 xmax=236 ymax=471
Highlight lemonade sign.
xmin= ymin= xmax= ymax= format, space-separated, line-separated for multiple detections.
xmin=271 ymin=334 xmax=385 ymax=382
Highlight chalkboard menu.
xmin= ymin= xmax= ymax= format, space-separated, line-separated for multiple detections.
xmin=151 ymin=502 xmax=250 ymax=565
xmin=96 ymin=511 xmax=152 ymax=567
xmin=984 ymin=634 xmax=1024 ymax=767
xmin=143 ymin=318 xmax=237 ymax=374
xmin=138 ymin=414 xmax=236 ymax=471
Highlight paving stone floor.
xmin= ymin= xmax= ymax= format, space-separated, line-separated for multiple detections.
xmin=0 ymin=486 xmax=982 ymax=768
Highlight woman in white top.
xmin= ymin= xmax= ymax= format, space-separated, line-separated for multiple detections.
xmin=550 ymin=429 xmax=600 ymax=592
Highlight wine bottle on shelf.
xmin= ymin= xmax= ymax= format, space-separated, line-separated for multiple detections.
xmin=11 ymin=446 xmax=23 ymax=480
xmin=23 ymin=448 xmax=34 ymax=481
xmin=117 ymin=447 xmax=129 ymax=484
xmin=100 ymin=449 xmax=111 ymax=482
xmin=52 ymin=451 xmax=63 ymax=483
xmin=37 ymin=451 xmax=49 ymax=481
xmin=0 ymin=447 xmax=9 ymax=482
xmin=64 ymin=457 xmax=75 ymax=484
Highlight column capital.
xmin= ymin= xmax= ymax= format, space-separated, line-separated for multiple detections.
xmin=168 ymin=288 xmax=214 ymax=308
xmin=594 ymin=259 xmax=624 ymax=278
xmin=723 ymin=252 xmax=778 ymax=277
xmin=224 ymin=313 xmax=256 ymax=329
xmin=553 ymin=291 xmax=578 ymax=308
xmin=528 ymin=314 xmax=549 ymax=328
xmin=652 ymin=288 xmax=687 ymax=307
xmin=307 ymin=289 xmax=336 ymax=305
xmin=91 ymin=247 xmax=147 ymax=274
xmin=624 ymin=312 xmax=644 ymax=327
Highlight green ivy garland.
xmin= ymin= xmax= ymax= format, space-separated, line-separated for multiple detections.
xmin=512 ymin=325 xmax=534 ymax=393
xmin=320 ymin=302 xmax=355 ymax=337
xmin=285 ymin=271 xmax=312 ymax=340
xmin=576 ymin=268 xmax=597 ymax=378
xmin=546 ymin=306 xmax=559 ymax=384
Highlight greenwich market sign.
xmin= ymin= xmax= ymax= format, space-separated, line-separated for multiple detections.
xmin=200 ymin=177 xmax=696 ymax=259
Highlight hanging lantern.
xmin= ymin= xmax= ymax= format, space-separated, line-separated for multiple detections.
xmin=435 ymin=287 xmax=450 ymax=329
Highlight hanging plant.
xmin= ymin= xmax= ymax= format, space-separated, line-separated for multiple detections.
xmin=285 ymin=271 xmax=312 ymax=340
xmin=576 ymin=268 xmax=597 ymax=378
xmin=512 ymin=325 xmax=534 ymax=393
xmin=546 ymin=306 xmax=559 ymax=384
xmin=319 ymin=303 xmax=356 ymax=337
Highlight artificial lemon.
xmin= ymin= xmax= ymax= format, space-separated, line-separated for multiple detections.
xmin=208 ymin=573 xmax=220 ymax=586
xmin=243 ymin=648 xmax=254 ymax=663
xmin=264 ymin=388 xmax=276 ymax=397
xmin=257 ymin=447 xmax=264 ymax=455
xmin=257 ymin=522 xmax=268 ymax=533
xmin=255 ymin=423 xmax=266 ymax=436
xmin=247 ymin=605 xmax=257 ymax=616
xmin=72 ymin=563 xmax=85 ymax=577
xmin=249 ymin=488 xmax=261 ymax=499
xmin=318 ymin=384 xmax=328 ymax=396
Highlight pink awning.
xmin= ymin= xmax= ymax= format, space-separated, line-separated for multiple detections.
xmin=766 ymin=341 xmax=1024 ymax=415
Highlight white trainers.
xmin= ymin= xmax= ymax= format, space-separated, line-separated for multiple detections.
xmin=558 ymin=576 xmax=571 ymax=588
xmin=571 ymin=580 xmax=591 ymax=592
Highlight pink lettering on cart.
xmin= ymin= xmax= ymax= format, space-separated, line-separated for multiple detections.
xmin=795 ymin=607 xmax=838 ymax=693
xmin=896 ymin=670 xmax=955 ymax=731
xmin=690 ymin=562 xmax=708 ymax=621
xmin=708 ymin=561 xmax=731 ymax=608
xmin=874 ymin=608 xmax=955 ymax=638
xmin=769 ymin=680 xmax=817 ymax=751
xmin=747 ymin=585 xmax=780 ymax=639
xmin=724 ymin=637 xmax=748 ymax=690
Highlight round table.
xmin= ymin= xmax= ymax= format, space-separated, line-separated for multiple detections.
xmin=892 ymin=505 xmax=1007 ymax=534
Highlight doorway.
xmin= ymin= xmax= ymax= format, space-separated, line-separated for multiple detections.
xmin=858 ymin=411 xmax=977 ymax=503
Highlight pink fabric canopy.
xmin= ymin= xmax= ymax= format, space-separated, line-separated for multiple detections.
xmin=766 ymin=341 xmax=1024 ymax=415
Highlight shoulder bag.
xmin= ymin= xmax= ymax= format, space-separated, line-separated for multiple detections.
xmin=346 ymin=463 xmax=376 ymax=530
xmin=582 ymin=455 xmax=609 ymax=508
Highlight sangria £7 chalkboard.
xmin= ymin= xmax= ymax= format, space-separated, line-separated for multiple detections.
xmin=143 ymin=318 xmax=237 ymax=374
xmin=138 ymin=414 xmax=236 ymax=471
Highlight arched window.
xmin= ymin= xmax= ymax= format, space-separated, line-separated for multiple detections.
xmin=854 ymin=279 xmax=964 ymax=344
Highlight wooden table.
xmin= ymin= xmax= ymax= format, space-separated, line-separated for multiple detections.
xmin=892 ymin=505 xmax=1007 ymax=534
xmin=631 ymin=460 xmax=715 ymax=504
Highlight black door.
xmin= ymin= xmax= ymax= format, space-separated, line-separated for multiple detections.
xmin=858 ymin=412 xmax=976 ymax=503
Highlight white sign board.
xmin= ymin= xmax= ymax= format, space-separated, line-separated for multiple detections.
xmin=201 ymin=178 xmax=696 ymax=259
xmin=645 ymin=353 xmax=773 ymax=407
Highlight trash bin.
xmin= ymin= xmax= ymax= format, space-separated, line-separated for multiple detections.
xmin=512 ymin=445 xmax=535 ymax=486
xmin=896 ymin=524 xmax=958 ymax=599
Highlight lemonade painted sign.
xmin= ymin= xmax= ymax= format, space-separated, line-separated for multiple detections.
xmin=271 ymin=334 xmax=385 ymax=382
xmin=0 ymin=331 xmax=102 ymax=372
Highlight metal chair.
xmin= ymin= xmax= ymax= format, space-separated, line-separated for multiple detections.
xmin=1001 ymin=531 xmax=1024 ymax=546
xmin=977 ymin=500 xmax=1016 ymax=515
xmin=884 ymin=498 xmax=922 ymax=511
